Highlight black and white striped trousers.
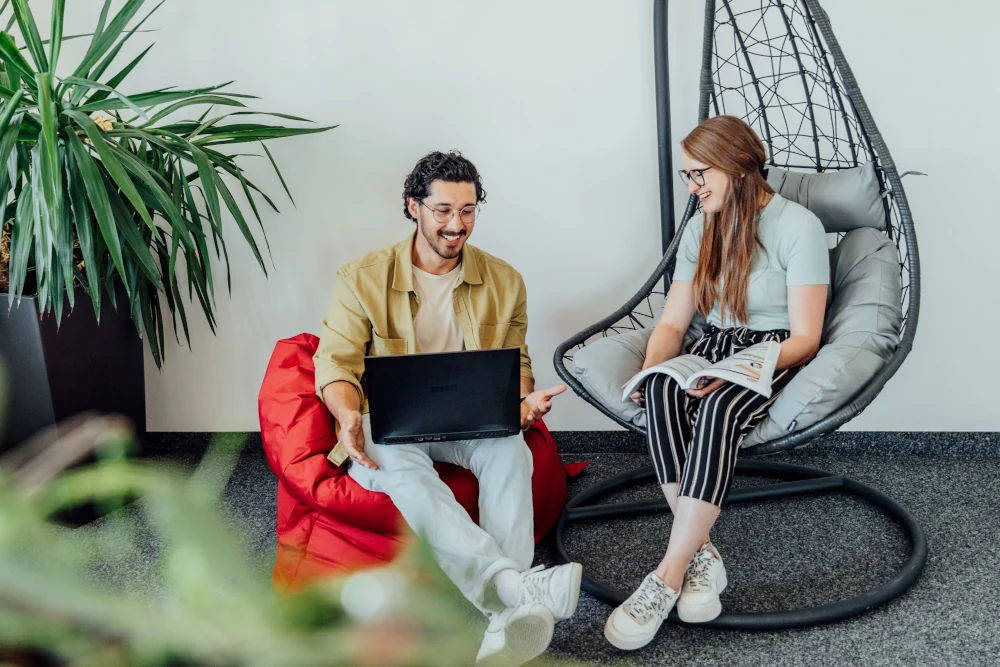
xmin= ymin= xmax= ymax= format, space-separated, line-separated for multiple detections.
xmin=644 ymin=324 xmax=798 ymax=507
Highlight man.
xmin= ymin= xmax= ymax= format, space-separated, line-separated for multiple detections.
xmin=314 ymin=151 xmax=582 ymax=666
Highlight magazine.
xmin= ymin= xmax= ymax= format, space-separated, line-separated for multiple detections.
xmin=621 ymin=340 xmax=783 ymax=400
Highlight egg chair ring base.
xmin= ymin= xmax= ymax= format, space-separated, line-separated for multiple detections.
xmin=553 ymin=458 xmax=926 ymax=630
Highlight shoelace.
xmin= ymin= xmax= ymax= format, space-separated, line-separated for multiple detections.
xmin=684 ymin=550 xmax=716 ymax=593
xmin=521 ymin=565 xmax=557 ymax=608
xmin=628 ymin=575 xmax=672 ymax=622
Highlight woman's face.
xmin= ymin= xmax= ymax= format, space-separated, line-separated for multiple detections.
xmin=682 ymin=152 xmax=732 ymax=214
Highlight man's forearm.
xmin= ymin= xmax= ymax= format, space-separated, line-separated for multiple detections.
xmin=322 ymin=381 xmax=362 ymax=423
xmin=519 ymin=376 xmax=534 ymax=399
xmin=643 ymin=324 xmax=686 ymax=369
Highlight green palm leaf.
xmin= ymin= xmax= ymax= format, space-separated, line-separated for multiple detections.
xmin=73 ymin=0 xmax=146 ymax=80
xmin=74 ymin=84 xmax=250 ymax=114
xmin=141 ymin=95 xmax=246 ymax=127
xmin=62 ymin=76 xmax=149 ymax=121
xmin=83 ymin=44 xmax=153 ymax=106
xmin=65 ymin=151 xmax=101 ymax=316
xmin=10 ymin=0 xmax=47 ymax=72
xmin=0 ymin=30 xmax=36 ymax=86
xmin=36 ymin=75 xmax=64 ymax=284
xmin=65 ymin=130 xmax=129 ymax=293
xmin=7 ymin=180 xmax=33 ymax=304
xmin=63 ymin=109 xmax=156 ymax=233
xmin=76 ymin=0 xmax=163 ymax=101
xmin=48 ymin=0 xmax=65 ymax=71
xmin=101 ymin=168 xmax=162 ymax=288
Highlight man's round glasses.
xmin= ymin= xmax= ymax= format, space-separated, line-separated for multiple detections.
xmin=678 ymin=167 xmax=713 ymax=187
xmin=419 ymin=200 xmax=480 ymax=224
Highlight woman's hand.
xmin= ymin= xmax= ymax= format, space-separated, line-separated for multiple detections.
xmin=685 ymin=378 xmax=727 ymax=399
xmin=630 ymin=388 xmax=645 ymax=406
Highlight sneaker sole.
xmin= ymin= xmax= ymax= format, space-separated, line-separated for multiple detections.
xmin=477 ymin=605 xmax=554 ymax=667
xmin=603 ymin=608 xmax=667 ymax=651
xmin=676 ymin=570 xmax=728 ymax=624
xmin=557 ymin=562 xmax=584 ymax=621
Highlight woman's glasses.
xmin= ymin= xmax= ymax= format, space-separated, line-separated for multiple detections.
xmin=678 ymin=167 xmax=713 ymax=187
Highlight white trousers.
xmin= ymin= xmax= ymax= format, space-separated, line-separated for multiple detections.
xmin=348 ymin=414 xmax=535 ymax=613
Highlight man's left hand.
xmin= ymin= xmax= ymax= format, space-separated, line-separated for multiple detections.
xmin=520 ymin=384 xmax=567 ymax=430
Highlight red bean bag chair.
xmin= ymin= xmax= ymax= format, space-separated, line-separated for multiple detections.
xmin=259 ymin=333 xmax=584 ymax=592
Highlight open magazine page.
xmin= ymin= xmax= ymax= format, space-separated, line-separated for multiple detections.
xmin=620 ymin=355 xmax=714 ymax=402
xmin=688 ymin=340 xmax=782 ymax=398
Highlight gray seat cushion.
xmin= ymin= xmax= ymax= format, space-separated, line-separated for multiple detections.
xmin=766 ymin=163 xmax=885 ymax=233
xmin=573 ymin=227 xmax=902 ymax=444
xmin=572 ymin=313 xmax=706 ymax=429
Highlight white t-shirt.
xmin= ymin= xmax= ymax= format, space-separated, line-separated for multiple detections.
xmin=412 ymin=264 xmax=465 ymax=353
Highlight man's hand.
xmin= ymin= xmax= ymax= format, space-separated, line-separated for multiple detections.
xmin=684 ymin=378 xmax=726 ymax=399
xmin=338 ymin=409 xmax=378 ymax=470
xmin=520 ymin=384 xmax=567 ymax=430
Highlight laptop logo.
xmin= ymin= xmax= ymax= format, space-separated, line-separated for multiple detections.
xmin=430 ymin=384 xmax=460 ymax=393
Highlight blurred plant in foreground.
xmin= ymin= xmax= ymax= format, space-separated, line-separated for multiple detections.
xmin=0 ymin=375 xmax=486 ymax=665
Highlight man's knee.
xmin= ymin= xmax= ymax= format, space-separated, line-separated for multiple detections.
xmin=366 ymin=443 xmax=434 ymax=478
xmin=476 ymin=434 xmax=533 ymax=475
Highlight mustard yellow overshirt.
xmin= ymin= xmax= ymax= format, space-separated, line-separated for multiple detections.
xmin=314 ymin=232 xmax=534 ymax=465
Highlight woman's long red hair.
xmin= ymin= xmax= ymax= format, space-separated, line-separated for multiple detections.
xmin=682 ymin=115 xmax=774 ymax=325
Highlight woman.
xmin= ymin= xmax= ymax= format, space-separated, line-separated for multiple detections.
xmin=604 ymin=115 xmax=830 ymax=650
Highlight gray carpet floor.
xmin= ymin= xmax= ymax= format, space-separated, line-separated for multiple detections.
xmin=105 ymin=432 xmax=999 ymax=666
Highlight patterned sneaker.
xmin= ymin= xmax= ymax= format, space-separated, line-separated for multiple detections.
xmin=604 ymin=571 xmax=680 ymax=650
xmin=515 ymin=563 xmax=583 ymax=621
xmin=476 ymin=603 xmax=555 ymax=667
xmin=676 ymin=542 xmax=727 ymax=623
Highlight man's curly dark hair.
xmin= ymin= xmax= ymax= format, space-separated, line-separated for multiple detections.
xmin=402 ymin=151 xmax=487 ymax=221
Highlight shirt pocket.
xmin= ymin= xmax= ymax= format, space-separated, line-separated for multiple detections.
xmin=478 ymin=322 xmax=511 ymax=349
xmin=371 ymin=333 xmax=407 ymax=356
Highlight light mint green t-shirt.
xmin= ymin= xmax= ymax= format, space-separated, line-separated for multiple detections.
xmin=672 ymin=194 xmax=829 ymax=331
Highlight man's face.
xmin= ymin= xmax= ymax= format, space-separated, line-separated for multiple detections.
xmin=408 ymin=180 xmax=478 ymax=261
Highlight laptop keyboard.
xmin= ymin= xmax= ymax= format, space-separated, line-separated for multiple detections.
xmin=383 ymin=430 xmax=511 ymax=445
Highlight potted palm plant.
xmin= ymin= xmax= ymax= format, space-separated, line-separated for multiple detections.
xmin=0 ymin=0 xmax=333 ymax=449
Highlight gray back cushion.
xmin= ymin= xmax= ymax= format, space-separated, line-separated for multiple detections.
xmin=573 ymin=228 xmax=902 ymax=445
xmin=742 ymin=227 xmax=902 ymax=445
xmin=766 ymin=163 xmax=885 ymax=233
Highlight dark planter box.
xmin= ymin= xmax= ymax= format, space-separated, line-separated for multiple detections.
xmin=0 ymin=281 xmax=146 ymax=451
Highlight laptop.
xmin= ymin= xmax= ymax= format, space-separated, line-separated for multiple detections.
xmin=364 ymin=347 xmax=521 ymax=445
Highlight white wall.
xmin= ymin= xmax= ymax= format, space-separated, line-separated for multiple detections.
xmin=52 ymin=1 xmax=1000 ymax=431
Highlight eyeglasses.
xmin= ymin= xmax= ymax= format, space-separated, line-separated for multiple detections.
xmin=678 ymin=167 xmax=713 ymax=187
xmin=419 ymin=200 xmax=480 ymax=224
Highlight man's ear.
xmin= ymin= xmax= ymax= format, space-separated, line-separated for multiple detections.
xmin=406 ymin=197 xmax=420 ymax=220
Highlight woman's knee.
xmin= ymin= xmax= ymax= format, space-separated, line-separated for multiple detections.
xmin=696 ymin=391 xmax=746 ymax=428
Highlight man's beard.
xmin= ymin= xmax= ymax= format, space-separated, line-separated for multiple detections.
xmin=419 ymin=219 xmax=465 ymax=260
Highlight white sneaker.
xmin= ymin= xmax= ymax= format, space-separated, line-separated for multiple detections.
xmin=604 ymin=571 xmax=679 ymax=651
xmin=515 ymin=563 xmax=583 ymax=621
xmin=476 ymin=603 xmax=555 ymax=667
xmin=676 ymin=542 xmax=727 ymax=623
